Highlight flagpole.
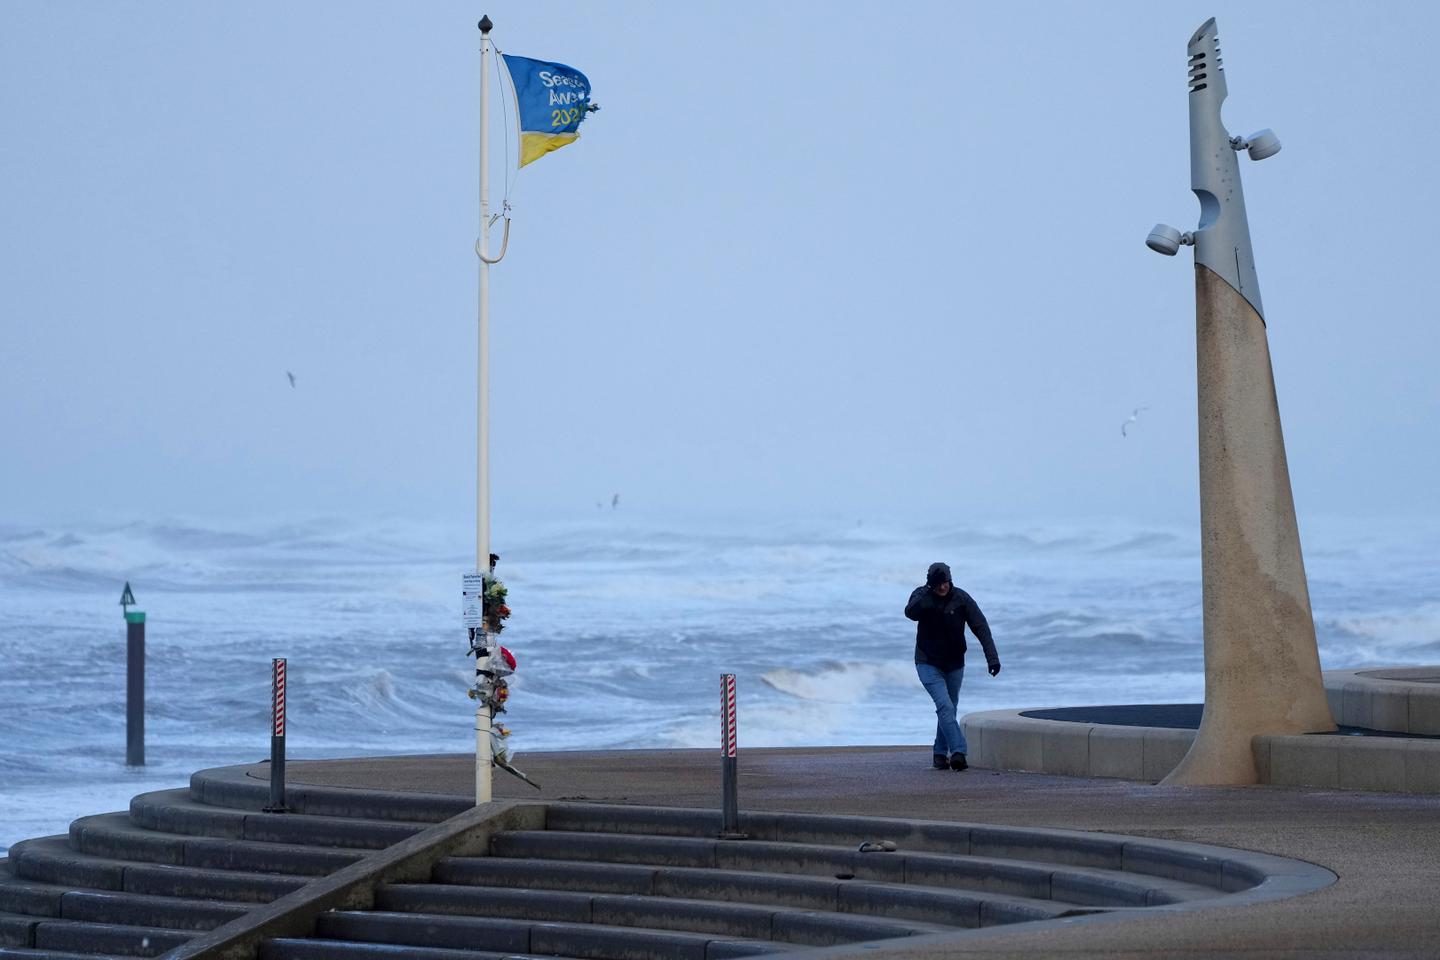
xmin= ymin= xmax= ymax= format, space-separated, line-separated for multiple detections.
xmin=475 ymin=13 xmax=494 ymax=806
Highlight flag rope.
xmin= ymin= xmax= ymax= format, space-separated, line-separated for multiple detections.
xmin=492 ymin=40 xmax=516 ymax=208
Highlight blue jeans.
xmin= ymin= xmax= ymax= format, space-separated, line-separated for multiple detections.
xmin=916 ymin=663 xmax=967 ymax=757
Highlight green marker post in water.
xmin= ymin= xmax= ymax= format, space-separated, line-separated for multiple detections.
xmin=121 ymin=582 xmax=145 ymax=766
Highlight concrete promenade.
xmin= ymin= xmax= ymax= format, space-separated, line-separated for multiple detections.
xmin=264 ymin=746 xmax=1440 ymax=959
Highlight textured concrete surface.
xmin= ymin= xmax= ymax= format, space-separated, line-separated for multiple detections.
xmin=166 ymin=802 xmax=547 ymax=960
xmin=966 ymin=703 xmax=1440 ymax=794
xmin=1328 ymin=668 xmax=1440 ymax=736
xmin=262 ymin=746 xmax=1440 ymax=959
xmin=1167 ymin=265 xmax=1335 ymax=786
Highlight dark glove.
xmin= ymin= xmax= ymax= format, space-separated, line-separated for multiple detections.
xmin=988 ymin=662 xmax=1001 ymax=677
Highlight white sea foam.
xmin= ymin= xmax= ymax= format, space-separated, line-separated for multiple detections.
xmin=1 ymin=513 xmax=1437 ymax=852
xmin=1329 ymin=608 xmax=1440 ymax=648
xmin=759 ymin=661 xmax=915 ymax=704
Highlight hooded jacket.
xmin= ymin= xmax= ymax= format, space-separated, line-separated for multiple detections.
xmin=905 ymin=562 xmax=999 ymax=673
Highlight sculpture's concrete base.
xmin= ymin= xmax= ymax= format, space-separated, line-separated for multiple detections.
xmin=964 ymin=663 xmax=1440 ymax=793
xmin=1163 ymin=267 xmax=1334 ymax=786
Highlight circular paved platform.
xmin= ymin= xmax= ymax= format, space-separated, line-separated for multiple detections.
xmin=266 ymin=746 xmax=1440 ymax=959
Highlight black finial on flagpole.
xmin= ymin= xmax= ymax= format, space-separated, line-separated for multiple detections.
xmin=478 ymin=15 xmax=493 ymax=34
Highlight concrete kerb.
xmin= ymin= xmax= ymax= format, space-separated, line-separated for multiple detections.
xmin=190 ymin=763 xmax=471 ymax=823
xmin=965 ymin=703 xmax=1440 ymax=794
xmin=961 ymin=709 xmax=1196 ymax=783
xmin=1142 ymin=727 xmax=1193 ymax=781
xmin=1324 ymin=667 xmax=1440 ymax=736
xmin=159 ymin=800 xmax=543 ymax=960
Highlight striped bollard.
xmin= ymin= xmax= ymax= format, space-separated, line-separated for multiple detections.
xmin=265 ymin=658 xmax=288 ymax=812
xmin=719 ymin=674 xmax=745 ymax=838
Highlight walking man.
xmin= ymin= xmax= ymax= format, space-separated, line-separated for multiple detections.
xmin=905 ymin=562 xmax=1001 ymax=771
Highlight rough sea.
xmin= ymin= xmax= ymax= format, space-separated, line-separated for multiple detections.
xmin=2 ymin=513 xmax=1438 ymax=854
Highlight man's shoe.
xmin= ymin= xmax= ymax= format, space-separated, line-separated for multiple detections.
xmin=932 ymin=754 xmax=948 ymax=769
xmin=949 ymin=753 xmax=968 ymax=771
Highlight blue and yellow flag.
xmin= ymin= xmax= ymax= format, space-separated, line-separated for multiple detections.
xmin=501 ymin=54 xmax=593 ymax=168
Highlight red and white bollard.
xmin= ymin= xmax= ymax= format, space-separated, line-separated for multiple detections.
xmin=265 ymin=658 xmax=288 ymax=812
xmin=720 ymin=674 xmax=744 ymax=838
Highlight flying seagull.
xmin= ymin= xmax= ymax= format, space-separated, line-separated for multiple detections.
xmin=1121 ymin=406 xmax=1149 ymax=438
xmin=611 ymin=493 xmax=620 ymax=509
xmin=286 ymin=371 xmax=297 ymax=388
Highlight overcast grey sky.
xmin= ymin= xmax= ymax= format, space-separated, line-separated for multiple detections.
xmin=3 ymin=1 xmax=1436 ymax=529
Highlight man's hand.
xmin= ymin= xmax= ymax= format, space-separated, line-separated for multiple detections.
xmin=988 ymin=662 xmax=1001 ymax=677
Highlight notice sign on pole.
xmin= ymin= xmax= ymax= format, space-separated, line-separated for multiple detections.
xmin=462 ymin=572 xmax=485 ymax=628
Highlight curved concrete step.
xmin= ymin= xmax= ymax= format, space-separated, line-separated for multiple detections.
xmin=48 ymin=890 xmax=245 ymax=932
xmin=189 ymin=766 xmax=471 ymax=824
xmin=125 ymin=793 xmax=427 ymax=849
xmin=262 ymin=942 xmax=593 ymax=960
xmin=486 ymin=832 xmax=1218 ymax=908
xmin=314 ymin=911 xmax=791 ymax=960
xmin=7 ymin=839 xmax=130 ymax=894
xmin=0 ymin=863 xmax=68 ymax=919
xmin=442 ymin=848 xmax=1216 ymax=911
xmin=0 ymin=863 xmax=246 ymax=930
xmin=70 ymin=814 xmax=368 ymax=876
xmin=491 ymin=832 xmax=736 ymax=872
xmin=0 ymin=910 xmax=191 ymax=957
xmin=900 ymin=850 xmax=1217 ymax=906
xmin=542 ymin=805 xmax=1249 ymax=894
xmin=425 ymin=863 xmax=1070 ymax=927
xmin=0 ymin=948 xmax=127 ymax=960
xmin=374 ymin=884 xmax=958 ymax=944
xmin=433 ymin=857 xmax=657 ymax=896
xmin=7 ymin=838 xmax=306 ymax=903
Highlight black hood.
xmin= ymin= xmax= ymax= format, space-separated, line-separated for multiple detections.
xmin=926 ymin=562 xmax=952 ymax=587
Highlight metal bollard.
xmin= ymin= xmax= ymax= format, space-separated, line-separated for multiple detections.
xmin=121 ymin=582 xmax=144 ymax=766
xmin=264 ymin=658 xmax=288 ymax=812
xmin=125 ymin=613 xmax=145 ymax=766
xmin=719 ymin=674 xmax=745 ymax=838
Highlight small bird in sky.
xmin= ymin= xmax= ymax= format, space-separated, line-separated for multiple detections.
xmin=611 ymin=493 xmax=620 ymax=509
xmin=286 ymin=371 xmax=297 ymax=388
xmin=1121 ymin=406 xmax=1149 ymax=438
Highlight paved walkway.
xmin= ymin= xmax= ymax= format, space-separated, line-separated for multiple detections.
xmin=259 ymin=746 xmax=1440 ymax=959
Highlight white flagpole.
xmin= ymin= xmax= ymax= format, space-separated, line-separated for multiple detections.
xmin=474 ymin=14 xmax=495 ymax=806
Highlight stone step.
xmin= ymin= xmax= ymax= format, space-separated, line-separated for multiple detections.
xmin=0 ymin=910 xmax=191 ymax=957
xmin=0 ymin=948 xmax=127 ymax=960
xmin=0 ymin=863 xmax=68 ymax=919
xmin=7 ymin=838 xmax=306 ymax=903
xmin=899 ymin=850 xmax=1217 ymax=906
xmin=0 ymin=862 xmax=247 ymax=930
xmin=69 ymin=815 xmax=368 ymax=875
xmin=542 ymin=805 xmax=1261 ymax=898
xmin=124 ymin=793 xmax=427 ymax=849
xmin=53 ymin=890 xmax=246 ymax=932
xmin=425 ymin=863 xmax=1069 ymax=927
xmin=6 ymin=840 xmax=129 ymax=894
xmin=120 ymin=861 xmax=301 ymax=905
xmin=314 ymin=911 xmax=790 ymax=960
xmin=433 ymin=857 xmax=658 ymax=897
xmin=483 ymin=829 xmax=1215 ymax=915
xmin=0 ymin=949 xmax=126 ymax=955
xmin=189 ymin=765 xmax=470 ymax=824
xmin=486 ymin=831 xmax=1215 ymax=906
xmin=490 ymin=833 xmax=743 ymax=873
xmin=261 ymin=941 xmax=578 ymax=960
xmin=374 ymin=884 xmax=960 ymax=944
